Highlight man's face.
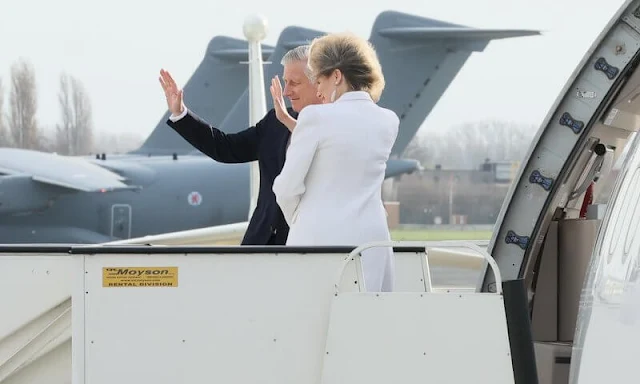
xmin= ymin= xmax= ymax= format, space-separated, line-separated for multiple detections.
xmin=282 ymin=60 xmax=322 ymax=112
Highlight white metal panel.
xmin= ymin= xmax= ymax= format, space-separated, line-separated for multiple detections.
xmin=0 ymin=255 xmax=72 ymax=341
xmin=0 ymin=300 xmax=70 ymax=382
xmin=71 ymin=255 xmax=84 ymax=384
xmin=320 ymin=293 xmax=513 ymax=384
xmin=1 ymin=340 xmax=70 ymax=384
xmin=393 ymin=252 xmax=429 ymax=292
xmin=571 ymin=301 xmax=640 ymax=383
xmin=74 ymin=252 xmax=360 ymax=384
xmin=0 ymin=255 xmax=73 ymax=384
xmin=0 ymin=248 xmax=486 ymax=384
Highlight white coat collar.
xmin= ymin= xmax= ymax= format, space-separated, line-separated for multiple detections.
xmin=334 ymin=91 xmax=372 ymax=103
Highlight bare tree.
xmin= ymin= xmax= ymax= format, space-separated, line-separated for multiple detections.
xmin=402 ymin=135 xmax=434 ymax=167
xmin=56 ymin=73 xmax=73 ymax=154
xmin=408 ymin=120 xmax=537 ymax=170
xmin=37 ymin=125 xmax=59 ymax=152
xmin=448 ymin=120 xmax=536 ymax=167
xmin=92 ymin=131 xmax=145 ymax=154
xmin=8 ymin=58 xmax=39 ymax=149
xmin=0 ymin=77 xmax=8 ymax=147
xmin=56 ymin=72 xmax=94 ymax=155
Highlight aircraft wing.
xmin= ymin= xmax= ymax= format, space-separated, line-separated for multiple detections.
xmin=102 ymin=222 xmax=249 ymax=246
xmin=0 ymin=148 xmax=132 ymax=192
xmin=377 ymin=27 xmax=540 ymax=41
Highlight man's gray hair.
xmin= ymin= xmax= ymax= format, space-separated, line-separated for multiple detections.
xmin=280 ymin=45 xmax=310 ymax=65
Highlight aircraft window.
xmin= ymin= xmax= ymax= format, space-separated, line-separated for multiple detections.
xmin=594 ymin=132 xmax=636 ymax=205
xmin=570 ymin=131 xmax=640 ymax=383
xmin=624 ymin=168 xmax=640 ymax=258
xmin=595 ymin=133 xmax=640 ymax=264
xmin=603 ymin=164 xmax=633 ymax=263
xmin=599 ymin=135 xmax=640 ymax=284
xmin=608 ymin=167 xmax=640 ymax=264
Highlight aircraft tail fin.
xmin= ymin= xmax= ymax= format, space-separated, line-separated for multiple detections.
xmin=370 ymin=11 xmax=540 ymax=156
xmin=210 ymin=26 xmax=326 ymax=137
xmin=131 ymin=36 xmax=274 ymax=156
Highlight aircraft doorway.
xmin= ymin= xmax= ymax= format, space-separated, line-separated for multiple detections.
xmin=111 ymin=204 xmax=132 ymax=239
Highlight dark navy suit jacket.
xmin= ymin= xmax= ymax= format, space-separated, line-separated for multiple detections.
xmin=167 ymin=108 xmax=296 ymax=245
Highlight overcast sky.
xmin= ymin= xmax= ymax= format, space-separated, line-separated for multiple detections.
xmin=0 ymin=0 xmax=627 ymax=141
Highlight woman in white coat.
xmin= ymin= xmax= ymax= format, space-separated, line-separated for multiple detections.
xmin=270 ymin=33 xmax=399 ymax=292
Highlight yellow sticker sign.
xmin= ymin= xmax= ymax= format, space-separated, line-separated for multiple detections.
xmin=102 ymin=267 xmax=178 ymax=287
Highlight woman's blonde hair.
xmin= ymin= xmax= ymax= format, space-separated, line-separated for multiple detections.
xmin=307 ymin=32 xmax=385 ymax=102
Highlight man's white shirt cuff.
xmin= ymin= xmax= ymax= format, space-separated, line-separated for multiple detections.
xmin=169 ymin=106 xmax=188 ymax=122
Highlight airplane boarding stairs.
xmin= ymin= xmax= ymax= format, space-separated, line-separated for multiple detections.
xmin=0 ymin=240 xmax=532 ymax=384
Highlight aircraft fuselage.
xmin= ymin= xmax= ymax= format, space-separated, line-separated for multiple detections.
xmin=0 ymin=155 xmax=249 ymax=243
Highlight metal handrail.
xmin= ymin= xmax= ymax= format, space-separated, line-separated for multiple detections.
xmin=334 ymin=240 xmax=502 ymax=295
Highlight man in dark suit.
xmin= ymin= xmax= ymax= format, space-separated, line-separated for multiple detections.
xmin=158 ymin=45 xmax=321 ymax=245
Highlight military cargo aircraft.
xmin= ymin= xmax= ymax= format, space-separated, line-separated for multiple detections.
xmin=0 ymin=11 xmax=539 ymax=244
